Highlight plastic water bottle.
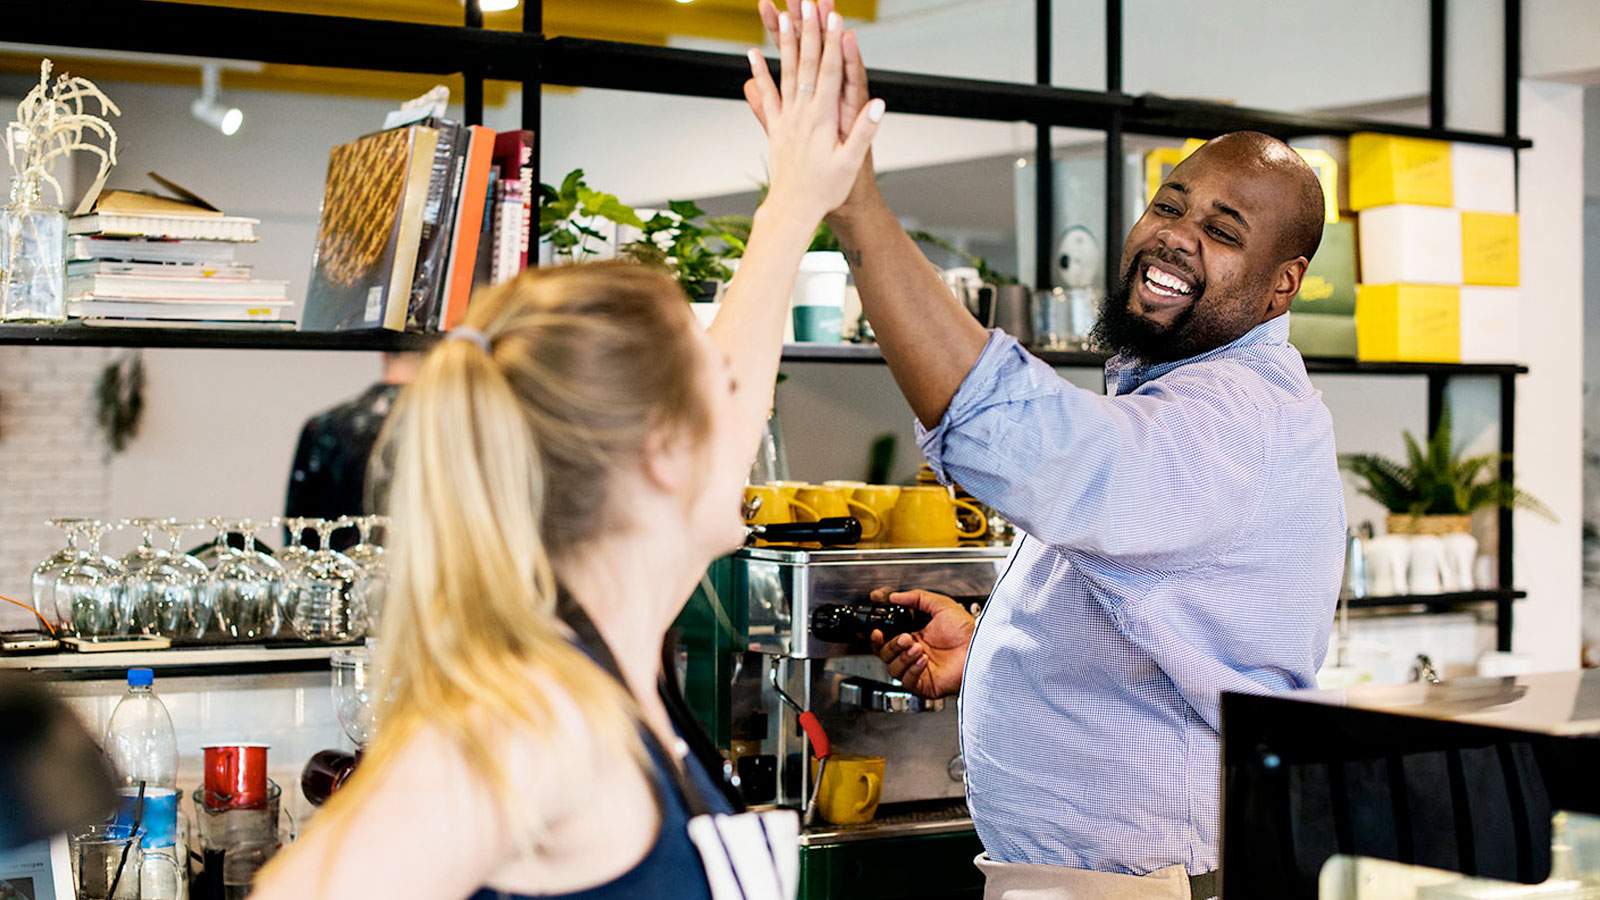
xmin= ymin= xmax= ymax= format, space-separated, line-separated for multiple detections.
xmin=105 ymin=667 xmax=183 ymax=900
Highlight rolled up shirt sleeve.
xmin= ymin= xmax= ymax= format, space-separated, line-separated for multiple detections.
xmin=916 ymin=330 xmax=1267 ymax=566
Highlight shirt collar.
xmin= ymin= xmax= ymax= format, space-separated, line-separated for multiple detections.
xmin=1104 ymin=314 xmax=1291 ymax=396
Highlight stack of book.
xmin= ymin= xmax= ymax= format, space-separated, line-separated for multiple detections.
xmin=67 ymin=185 xmax=290 ymax=327
xmin=302 ymin=120 xmax=533 ymax=333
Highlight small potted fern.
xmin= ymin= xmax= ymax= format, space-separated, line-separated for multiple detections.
xmin=1340 ymin=413 xmax=1551 ymax=535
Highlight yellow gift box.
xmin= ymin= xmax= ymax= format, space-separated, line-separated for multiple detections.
xmin=1460 ymin=212 xmax=1519 ymax=286
xmin=1349 ymin=133 xmax=1453 ymax=211
xmin=1356 ymin=284 xmax=1460 ymax=363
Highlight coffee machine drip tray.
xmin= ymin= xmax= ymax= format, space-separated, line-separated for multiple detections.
xmin=797 ymin=799 xmax=974 ymax=846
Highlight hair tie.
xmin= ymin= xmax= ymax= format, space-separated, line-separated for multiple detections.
xmin=448 ymin=327 xmax=492 ymax=353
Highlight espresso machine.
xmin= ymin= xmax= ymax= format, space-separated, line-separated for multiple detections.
xmin=717 ymin=543 xmax=1010 ymax=899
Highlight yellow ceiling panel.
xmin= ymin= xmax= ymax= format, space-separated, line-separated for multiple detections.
xmin=162 ymin=0 xmax=876 ymax=43
xmin=0 ymin=55 xmax=514 ymax=103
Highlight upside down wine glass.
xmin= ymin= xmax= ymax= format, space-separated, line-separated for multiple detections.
xmin=119 ymin=517 xmax=195 ymax=638
xmin=54 ymin=521 xmax=126 ymax=638
xmin=208 ymin=518 xmax=285 ymax=640
xmin=287 ymin=517 xmax=366 ymax=642
xmin=160 ymin=520 xmax=214 ymax=639
xmin=31 ymin=518 xmax=89 ymax=632
xmin=276 ymin=517 xmax=316 ymax=577
xmin=343 ymin=515 xmax=390 ymax=635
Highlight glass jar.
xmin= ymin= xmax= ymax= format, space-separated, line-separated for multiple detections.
xmin=0 ymin=178 xmax=68 ymax=323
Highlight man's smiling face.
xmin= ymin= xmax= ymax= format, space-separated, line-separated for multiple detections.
xmin=1094 ymin=132 xmax=1323 ymax=364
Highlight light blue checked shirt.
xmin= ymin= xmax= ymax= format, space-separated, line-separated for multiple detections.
xmin=916 ymin=315 xmax=1345 ymax=876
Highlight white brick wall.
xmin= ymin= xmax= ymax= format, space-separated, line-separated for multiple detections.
xmin=0 ymin=346 xmax=116 ymax=629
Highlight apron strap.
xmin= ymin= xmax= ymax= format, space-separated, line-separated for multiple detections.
xmin=554 ymin=589 xmax=742 ymax=818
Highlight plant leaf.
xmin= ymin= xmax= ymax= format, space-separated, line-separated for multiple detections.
xmin=560 ymin=168 xmax=585 ymax=199
xmin=668 ymin=199 xmax=705 ymax=220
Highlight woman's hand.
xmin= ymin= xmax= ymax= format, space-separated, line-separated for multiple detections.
xmin=743 ymin=0 xmax=884 ymax=225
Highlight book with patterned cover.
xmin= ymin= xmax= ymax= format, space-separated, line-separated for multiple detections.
xmin=303 ymin=124 xmax=439 ymax=332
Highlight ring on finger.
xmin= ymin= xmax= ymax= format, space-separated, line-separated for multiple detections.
xmin=797 ymin=83 xmax=816 ymax=92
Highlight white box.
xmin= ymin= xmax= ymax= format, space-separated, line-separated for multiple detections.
xmin=1451 ymin=143 xmax=1517 ymax=214
xmin=1358 ymin=204 xmax=1464 ymax=285
xmin=1458 ymin=286 xmax=1520 ymax=363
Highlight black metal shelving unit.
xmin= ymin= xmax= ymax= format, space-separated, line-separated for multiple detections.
xmin=0 ymin=324 xmax=436 ymax=352
xmin=1349 ymin=591 xmax=1527 ymax=651
xmin=1 ymin=0 xmax=1531 ymax=649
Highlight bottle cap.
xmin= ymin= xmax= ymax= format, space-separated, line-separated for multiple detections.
xmin=127 ymin=667 xmax=154 ymax=687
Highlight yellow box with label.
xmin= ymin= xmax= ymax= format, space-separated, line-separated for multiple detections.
xmin=1349 ymin=133 xmax=1453 ymax=211
xmin=1356 ymin=284 xmax=1460 ymax=363
xmin=1460 ymin=212 xmax=1519 ymax=286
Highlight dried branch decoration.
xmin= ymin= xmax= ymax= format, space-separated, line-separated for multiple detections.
xmin=3 ymin=59 xmax=121 ymax=206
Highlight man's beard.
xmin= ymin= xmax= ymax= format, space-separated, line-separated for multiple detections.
xmin=1091 ymin=254 xmax=1263 ymax=364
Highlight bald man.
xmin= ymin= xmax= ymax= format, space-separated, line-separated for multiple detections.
xmin=854 ymin=133 xmax=1343 ymax=900
xmin=746 ymin=8 xmax=1343 ymax=895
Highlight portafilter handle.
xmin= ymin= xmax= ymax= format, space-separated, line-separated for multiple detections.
xmin=810 ymin=601 xmax=933 ymax=644
xmin=746 ymin=516 xmax=862 ymax=546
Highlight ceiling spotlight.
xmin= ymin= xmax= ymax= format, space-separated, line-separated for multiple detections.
xmin=191 ymin=64 xmax=243 ymax=136
xmin=463 ymin=0 xmax=519 ymax=11
xmin=676 ymin=0 xmax=696 ymax=4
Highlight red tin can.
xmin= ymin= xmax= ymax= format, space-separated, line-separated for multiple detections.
xmin=201 ymin=743 xmax=269 ymax=808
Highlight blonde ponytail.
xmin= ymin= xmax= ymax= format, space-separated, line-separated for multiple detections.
xmin=304 ymin=261 xmax=709 ymax=852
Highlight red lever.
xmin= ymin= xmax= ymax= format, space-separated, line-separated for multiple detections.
xmin=797 ymin=710 xmax=830 ymax=759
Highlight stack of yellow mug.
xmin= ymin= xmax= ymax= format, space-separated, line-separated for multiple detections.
xmin=743 ymin=480 xmax=987 ymax=547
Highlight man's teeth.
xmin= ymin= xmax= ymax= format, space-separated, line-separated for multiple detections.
xmin=1145 ymin=265 xmax=1192 ymax=296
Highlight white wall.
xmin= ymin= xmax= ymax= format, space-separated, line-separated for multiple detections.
xmin=1514 ymin=80 xmax=1587 ymax=668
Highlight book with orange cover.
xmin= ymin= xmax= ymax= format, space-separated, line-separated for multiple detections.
xmin=439 ymin=125 xmax=496 ymax=331
xmin=303 ymin=124 xmax=439 ymax=332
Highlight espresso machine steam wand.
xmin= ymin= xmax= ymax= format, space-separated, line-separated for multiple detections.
xmin=768 ymin=659 xmax=832 ymax=825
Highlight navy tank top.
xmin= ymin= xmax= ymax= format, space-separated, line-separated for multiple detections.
xmin=467 ymin=735 xmax=732 ymax=900
xmin=468 ymin=595 xmax=739 ymax=900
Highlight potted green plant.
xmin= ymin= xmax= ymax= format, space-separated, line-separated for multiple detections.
xmin=538 ymin=168 xmax=645 ymax=264
xmin=625 ymin=200 xmax=739 ymax=302
xmin=1340 ymin=413 xmax=1551 ymax=535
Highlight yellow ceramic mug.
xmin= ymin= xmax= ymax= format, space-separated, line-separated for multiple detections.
xmin=848 ymin=485 xmax=902 ymax=542
xmin=743 ymin=485 xmax=819 ymax=525
xmin=811 ymin=754 xmax=885 ymax=825
xmin=794 ymin=485 xmax=883 ymax=540
xmin=765 ymin=480 xmax=810 ymax=499
xmin=888 ymin=486 xmax=987 ymax=546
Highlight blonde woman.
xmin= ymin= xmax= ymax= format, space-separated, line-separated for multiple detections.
xmin=252 ymin=7 xmax=881 ymax=900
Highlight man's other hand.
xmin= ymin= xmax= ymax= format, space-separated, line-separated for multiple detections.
xmin=749 ymin=0 xmax=883 ymax=222
xmin=868 ymin=588 xmax=974 ymax=700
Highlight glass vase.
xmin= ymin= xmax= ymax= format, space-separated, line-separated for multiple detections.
xmin=0 ymin=180 xmax=68 ymax=323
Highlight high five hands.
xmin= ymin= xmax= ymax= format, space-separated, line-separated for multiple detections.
xmin=743 ymin=0 xmax=884 ymax=223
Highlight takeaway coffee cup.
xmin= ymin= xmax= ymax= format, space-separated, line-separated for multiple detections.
xmin=791 ymin=252 xmax=850 ymax=343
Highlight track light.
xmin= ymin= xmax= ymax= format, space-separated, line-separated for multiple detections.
xmin=462 ymin=0 xmax=519 ymax=11
xmin=191 ymin=64 xmax=242 ymax=136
